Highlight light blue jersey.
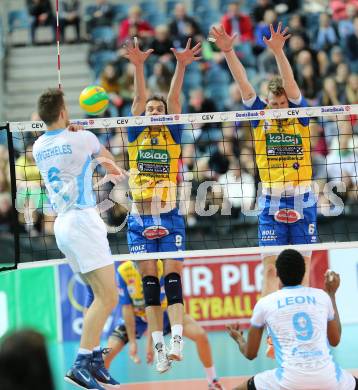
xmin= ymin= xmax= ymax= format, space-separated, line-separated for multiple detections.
xmin=33 ymin=129 xmax=101 ymax=213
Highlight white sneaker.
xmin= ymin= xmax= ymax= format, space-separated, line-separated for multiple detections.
xmin=167 ymin=335 xmax=183 ymax=361
xmin=154 ymin=342 xmax=171 ymax=374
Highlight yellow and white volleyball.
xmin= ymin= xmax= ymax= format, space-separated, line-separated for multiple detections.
xmin=79 ymin=85 xmax=109 ymax=116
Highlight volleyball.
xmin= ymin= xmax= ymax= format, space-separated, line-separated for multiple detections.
xmin=79 ymin=85 xmax=109 ymax=116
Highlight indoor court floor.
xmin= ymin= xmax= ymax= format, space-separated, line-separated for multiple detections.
xmin=49 ymin=325 xmax=358 ymax=390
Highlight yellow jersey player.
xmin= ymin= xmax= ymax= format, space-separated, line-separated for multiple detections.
xmin=210 ymin=23 xmax=317 ymax=298
xmin=86 ymin=261 xmax=225 ymax=389
xmin=123 ymin=37 xmax=201 ymax=373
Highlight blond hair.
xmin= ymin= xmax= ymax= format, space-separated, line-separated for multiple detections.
xmin=267 ymin=77 xmax=286 ymax=96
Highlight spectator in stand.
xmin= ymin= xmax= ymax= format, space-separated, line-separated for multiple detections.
xmin=59 ymin=0 xmax=81 ymax=43
xmin=320 ymin=76 xmax=344 ymax=105
xmin=149 ymin=25 xmax=174 ymax=63
xmin=224 ymin=83 xmax=245 ymax=111
xmin=26 ymin=0 xmax=56 ymax=45
xmin=288 ymin=14 xmax=310 ymax=45
xmin=118 ymin=62 xmax=135 ymax=109
xmin=314 ymin=12 xmax=339 ymax=51
xmin=331 ymin=0 xmax=358 ymax=20
xmin=117 ymin=5 xmax=154 ymax=47
xmin=286 ymin=33 xmax=307 ymax=62
xmin=148 ymin=62 xmax=173 ymax=96
xmin=326 ymin=46 xmax=345 ymax=75
xmin=251 ymin=0 xmax=274 ymax=24
xmin=99 ymin=63 xmax=124 ymax=116
xmin=346 ymin=15 xmax=358 ymax=71
xmin=254 ymin=9 xmax=279 ymax=53
xmin=168 ymin=3 xmax=202 ymax=49
xmin=345 ymin=73 xmax=358 ymax=103
xmin=337 ymin=4 xmax=357 ymax=39
xmin=85 ymin=0 xmax=114 ymax=35
xmin=0 ymin=329 xmax=55 ymax=390
xmin=221 ymin=2 xmax=254 ymax=43
xmin=335 ymin=62 xmax=350 ymax=98
xmin=0 ymin=146 xmax=11 ymax=232
xmin=297 ymin=64 xmax=322 ymax=105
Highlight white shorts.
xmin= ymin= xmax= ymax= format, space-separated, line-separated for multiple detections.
xmin=54 ymin=207 xmax=113 ymax=274
xmin=254 ymin=366 xmax=356 ymax=390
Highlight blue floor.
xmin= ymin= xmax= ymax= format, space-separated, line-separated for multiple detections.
xmin=49 ymin=325 xmax=358 ymax=390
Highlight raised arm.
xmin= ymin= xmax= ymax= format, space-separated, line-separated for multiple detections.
xmin=96 ymin=145 xmax=128 ymax=182
xmin=210 ymin=25 xmax=256 ymax=101
xmin=227 ymin=323 xmax=264 ymax=360
xmin=325 ymin=270 xmax=342 ymax=347
xmin=167 ymin=38 xmax=202 ymax=114
xmin=263 ymin=23 xmax=301 ymax=101
xmin=123 ymin=37 xmax=154 ymax=115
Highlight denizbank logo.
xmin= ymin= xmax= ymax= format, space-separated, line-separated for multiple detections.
xmin=0 ymin=292 xmax=8 ymax=337
xmin=138 ymin=149 xmax=169 ymax=164
xmin=266 ymin=133 xmax=302 ymax=146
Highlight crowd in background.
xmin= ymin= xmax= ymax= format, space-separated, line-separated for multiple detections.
xmin=1 ymin=0 xmax=358 ymax=236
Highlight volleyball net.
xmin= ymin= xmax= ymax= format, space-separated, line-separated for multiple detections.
xmin=3 ymin=103 xmax=358 ymax=271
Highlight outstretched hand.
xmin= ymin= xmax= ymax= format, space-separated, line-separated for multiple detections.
xmin=324 ymin=270 xmax=340 ymax=295
xmin=209 ymin=25 xmax=237 ymax=53
xmin=226 ymin=323 xmax=245 ymax=345
xmin=123 ymin=37 xmax=154 ymax=65
xmin=263 ymin=22 xmax=291 ymax=53
xmin=171 ymin=38 xmax=202 ymax=66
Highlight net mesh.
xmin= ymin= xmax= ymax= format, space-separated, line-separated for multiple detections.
xmin=7 ymin=104 xmax=358 ymax=266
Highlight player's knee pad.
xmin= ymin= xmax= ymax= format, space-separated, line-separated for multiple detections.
xmin=164 ymin=273 xmax=183 ymax=306
xmin=247 ymin=376 xmax=257 ymax=390
xmin=142 ymin=275 xmax=161 ymax=307
xmin=111 ymin=325 xmax=129 ymax=344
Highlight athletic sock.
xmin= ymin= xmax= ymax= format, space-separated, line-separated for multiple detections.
xmin=78 ymin=348 xmax=92 ymax=356
xmin=205 ymin=366 xmax=217 ymax=384
xmin=171 ymin=324 xmax=183 ymax=339
xmin=152 ymin=331 xmax=165 ymax=348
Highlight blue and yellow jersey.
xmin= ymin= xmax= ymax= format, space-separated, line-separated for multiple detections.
xmin=245 ymin=96 xmax=312 ymax=190
xmin=118 ymin=260 xmax=167 ymax=321
xmin=127 ymin=124 xmax=182 ymax=203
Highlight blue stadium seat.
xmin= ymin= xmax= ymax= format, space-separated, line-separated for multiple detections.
xmin=205 ymin=65 xmax=231 ymax=85
xmin=166 ymin=0 xmax=178 ymax=16
xmin=139 ymin=1 xmax=159 ymax=16
xmin=91 ymin=26 xmax=115 ymax=44
xmin=89 ymin=50 xmax=117 ymax=78
xmin=145 ymin=12 xmax=167 ymax=27
xmin=206 ymin=84 xmax=229 ymax=111
xmin=113 ymin=4 xmax=130 ymax=22
xmin=8 ymin=10 xmax=30 ymax=33
xmin=84 ymin=5 xmax=97 ymax=21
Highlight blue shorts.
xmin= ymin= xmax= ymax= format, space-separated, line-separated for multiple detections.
xmin=258 ymin=192 xmax=318 ymax=246
xmin=127 ymin=208 xmax=185 ymax=259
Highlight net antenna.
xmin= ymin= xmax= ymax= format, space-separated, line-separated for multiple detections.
xmin=55 ymin=0 xmax=62 ymax=89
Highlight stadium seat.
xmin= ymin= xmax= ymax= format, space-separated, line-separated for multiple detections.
xmin=91 ymin=26 xmax=115 ymax=45
xmin=205 ymin=64 xmax=231 ymax=85
xmin=113 ymin=4 xmax=130 ymax=22
xmin=139 ymin=1 xmax=159 ymax=16
xmin=166 ymin=0 xmax=178 ymax=16
xmin=8 ymin=10 xmax=30 ymax=34
xmin=89 ymin=50 xmax=117 ymax=78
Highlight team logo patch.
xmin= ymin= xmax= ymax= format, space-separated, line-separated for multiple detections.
xmin=274 ymin=209 xmax=301 ymax=223
xmin=143 ymin=226 xmax=169 ymax=239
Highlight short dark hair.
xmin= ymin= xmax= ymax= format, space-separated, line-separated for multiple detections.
xmin=276 ymin=249 xmax=305 ymax=286
xmin=267 ymin=76 xmax=286 ymax=97
xmin=37 ymin=88 xmax=65 ymax=126
xmin=146 ymin=95 xmax=168 ymax=114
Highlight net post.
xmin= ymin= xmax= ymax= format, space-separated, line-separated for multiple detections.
xmin=1 ymin=123 xmax=20 ymax=272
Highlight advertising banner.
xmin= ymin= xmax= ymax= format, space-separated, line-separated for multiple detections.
xmin=183 ymin=251 xmax=328 ymax=330
xmin=0 ymin=267 xmax=58 ymax=340
xmin=58 ymin=264 xmax=122 ymax=341
xmin=329 ymin=248 xmax=358 ymax=324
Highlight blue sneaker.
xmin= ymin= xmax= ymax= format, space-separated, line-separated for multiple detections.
xmin=65 ymin=354 xmax=105 ymax=390
xmin=90 ymin=349 xmax=120 ymax=389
